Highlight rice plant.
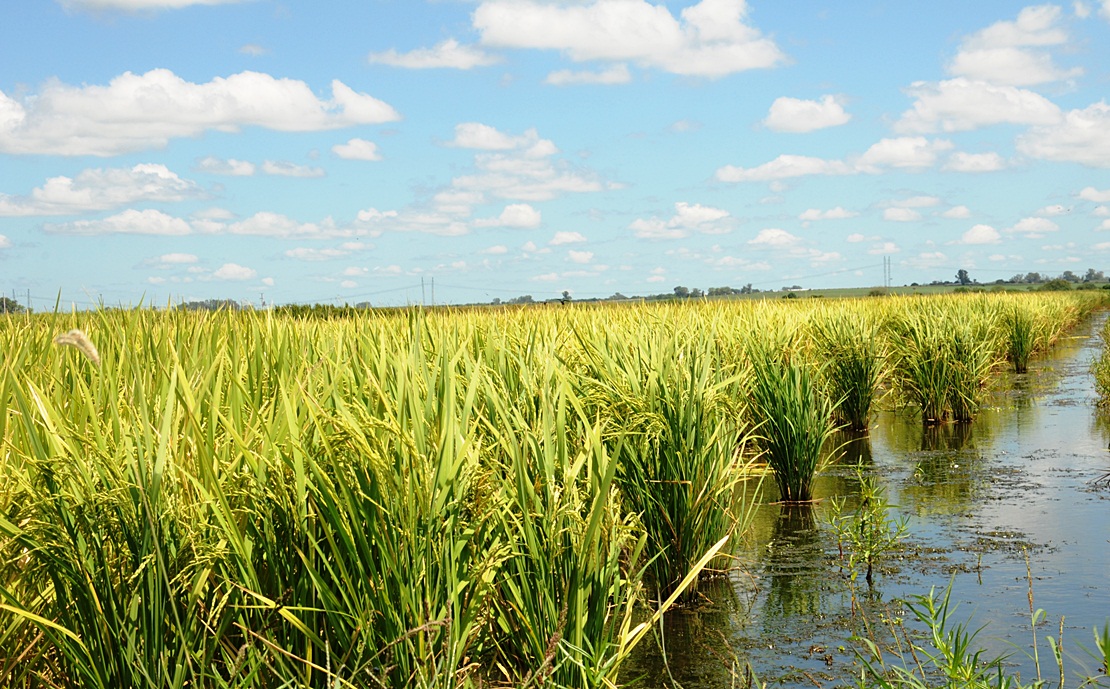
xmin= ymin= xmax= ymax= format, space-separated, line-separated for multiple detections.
xmin=810 ymin=309 xmax=885 ymax=431
xmin=747 ymin=342 xmax=836 ymax=503
xmin=1002 ymin=304 xmax=1038 ymax=373
xmin=576 ymin=321 xmax=758 ymax=602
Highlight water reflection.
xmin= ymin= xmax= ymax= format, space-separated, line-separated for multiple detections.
xmin=761 ymin=505 xmax=824 ymax=622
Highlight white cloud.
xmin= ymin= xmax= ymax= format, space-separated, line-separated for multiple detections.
xmin=284 ymin=247 xmax=349 ymax=261
xmin=473 ymin=0 xmax=786 ymax=78
xmin=1006 ymin=216 xmax=1060 ymax=237
xmin=1080 ymin=186 xmax=1110 ymax=202
xmin=342 ymin=266 xmax=369 ymax=276
xmin=1102 ymin=0 xmax=1110 ymax=20
xmin=239 ymin=43 xmax=268 ymax=57
xmin=799 ymin=206 xmax=857 ymax=221
xmin=857 ymin=137 xmax=953 ymax=171
xmin=261 ymin=161 xmax=326 ymax=178
xmin=43 ymin=208 xmax=192 ymax=235
xmin=546 ymin=64 xmax=632 ymax=85
xmin=228 ymin=212 xmax=347 ymax=239
xmin=943 ymin=205 xmax=973 ymax=218
xmin=196 ymin=156 xmax=256 ymax=176
xmin=476 ymin=203 xmax=543 ymax=228
xmin=0 ymin=163 xmax=202 ymax=216
xmin=748 ymin=228 xmax=799 ymax=246
xmin=0 ymin=69 xmax=400 ymax=156
xmin=340 ymin=280 xmax=358 ymax=289
xmin=212 ymin=263 xmax=257 ymax=281
xmin=332 ymin=138 xmax=382 ymax=161
xmin=631 ymin=201 xmax=731 ymax=239
xmin=889 ymin=195 xmax=941 ymax=208
xmin=944 ymin=151 xmax=1007 ymax=172
xmin=884 ymin=208 xmax=922 ymax=222
xmin=960 ymin=224 xmax=1002 ymax=244
xmin=1094 ymin=206 xmax=1110 ymax=217
xmin=481 ymin=245 xmax=509 ymax=254
xmin=763 ymin=95 xmax=851 ymax=133
xmin=947 ymin=5 xmax=1080 ymax=86
xmin=895 ymin=79 xmax=1062 ymax=134
xmin=550 ymin=231 xmax=587 ymax=245
xmin=867 ymin=241 xmax=900 ymax=255
xmin=368 ymin=39 xmax=501 ymax=69
xmin=1019 ymin=103 xmax=1110 ymax=166
xmin=716 ymin=154 xmax=854 ymax=182
xmin=156 ymin=252 xmax=198 ymax=264
xmin=567 ymin=250 xmax=594 ymax=264
xmin=450 ymin=122 xmax=554 ymax=151
xmin=906 ymin=251 xmax=948 ymax=268
xmin=1037 ymin=204 xmax=1070 ymax=216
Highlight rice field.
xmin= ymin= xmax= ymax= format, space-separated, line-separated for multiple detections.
xmin=0 ymin=291 xmax=1103 ymax=688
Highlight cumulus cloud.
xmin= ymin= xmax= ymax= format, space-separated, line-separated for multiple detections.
xmin=0 ymin=69 xmax=401 ymax=156
xmin=155 ymin=252 xmax=198 ymax=264
xmin=799 ymin=206 xmax=857 ymax=221
xmin=748 ymin=228 xmax=799 ymax=246
xmin=718 ymin=137 xmax=951 ymax=182
xmin=332 ymin=138 xmax=382 ymax=161
xmin=212 ymin=263 xmax=257 ymax=281
xmin=546 ymin=64 xmax=632 ymax=85
xmin=0 ymin=163 xmax=202 ymax=216
xmin=895 ymin=79 xmax=1061 ymax=134
xmin=195 ymin=156 xmax=256 ymax=176
xmin=473 ymin=0 xmax=786 ymax=78
xmin=1080 ymin=186 xmax=1110 ymax=202
xmin=43 ymin=208 xmax=193 ymax=235
xmin=944 ymin=151 xmax=1007 ymax=172
xmin=1018 ymin=102 xmax=1110 ymax=167
xmin=550 ymin=231 xmax=587 ymax=245
xmin=943 ymin=205 xmax=973 ymax=218
xmin=448 ymin=124 xmax=608 ymax=202
xmin=856 ymin=137 xmax=953 ymax=171
xmin=884 ymin=208 xmax=922 ymax=222
xmin=567 ymin=249 xmax=594 ymax=264
xmin=960 ymin=224 xmax=1002 ymax=244
xmin=1006 ymin=216 xmax=1060 ymax=237
xmin=630 ymin=201 xmax=731 ymax=239
xmin=368 ymin=39 xmax=501 ymax=69
xmin=946 ymin=5 xmax=1081 ymax=86
xmin=763 ymin=95 xmax=851 ymax=133
xmin=716 ymin=155 xmax=854 ymax=182
xmin=261 ymin=161 xmax=326 ymax=178
xmin=475 ymin=203 xmax=543 ymax=228
xmin=284 ymin=247 xmax=349 ymax=261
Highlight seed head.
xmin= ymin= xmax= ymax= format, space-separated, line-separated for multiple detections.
xmin=54 ymin=328 xmax=101 ymax=367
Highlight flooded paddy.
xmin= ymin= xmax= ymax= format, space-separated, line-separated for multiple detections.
xmin=628 ymin=312 xmax=1110 ymax=688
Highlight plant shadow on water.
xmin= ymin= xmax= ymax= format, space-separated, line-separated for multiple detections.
xmin=624 ymin=312 xmax=1110 ymax=688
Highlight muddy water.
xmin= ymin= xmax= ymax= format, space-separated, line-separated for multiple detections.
xmin=626 ymin=312 xmax=1110 ymax=688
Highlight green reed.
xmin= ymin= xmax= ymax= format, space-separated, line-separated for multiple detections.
xmin=810 ymin=310 xmax=885 ymax=431
xmin=746 ymin=343 xmax=836 ymax=503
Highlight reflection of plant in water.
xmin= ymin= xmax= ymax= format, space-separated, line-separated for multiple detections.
xmin=826 ymin=467 xmax=908 ymax=586
xmin=762 ymin=505 xmax=825 ymax=620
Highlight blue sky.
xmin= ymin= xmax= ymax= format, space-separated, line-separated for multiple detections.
xmin=3 ymin=0 xmax=1110 ymax=307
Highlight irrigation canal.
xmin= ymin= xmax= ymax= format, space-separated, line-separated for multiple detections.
xmin=626 ymin=311 xmax=1110 ymax=688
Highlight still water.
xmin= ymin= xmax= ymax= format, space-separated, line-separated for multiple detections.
xmin=627 ymin=313 xmax=1110 ymax=688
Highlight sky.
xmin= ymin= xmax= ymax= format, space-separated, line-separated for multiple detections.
xmin=3 ymin=1 xmax=1110 ymax=308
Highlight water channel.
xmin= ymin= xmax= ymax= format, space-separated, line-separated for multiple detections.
xmin=627 ymin=312 xmax=1110 ymax=688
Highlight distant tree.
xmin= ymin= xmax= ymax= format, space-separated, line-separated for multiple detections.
xmin=508 ymin=295 xmax=534 ymax=304
xmin=955 ymin=269 xmax=972 ymax=286
xmin=490 ymin=297 xmax=502 ymax=305
xmin=608 ymin=292 xmax=628 ymax=300
xmin=782 ymin=292 xmax=798 ymax=299
xmin=690 ymin=287 xmax=704 ymax=298
xmin=561 ymin=290 xmax=572 ymax=304
xmin=1061 ymin=270 xmax=1079 ymax=283
xmin=0 ymin=297 xmax=24 ymax=314
xmin=740 ymin=283 xmax=754 ymax=294
xmin=1085 ymin=268 xmax=1105 ymax=283
xmin=1038 ymin=279 xmax=1072 ymax=292
xmin=673 ymin=285 xmax=690 ymax=298
xmin=1025 ymin=272 xmax=1043 ymax=284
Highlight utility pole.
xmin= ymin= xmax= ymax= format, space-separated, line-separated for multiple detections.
xmin=421 ymin=276 xmax=426 ymax=306
xmin=883 ymin=256 xmax=892 ymax=288
xmin=26 ymin=289 xmax=30 ymax=311
xmin=431 ymin=277 xmax=435 ymax=307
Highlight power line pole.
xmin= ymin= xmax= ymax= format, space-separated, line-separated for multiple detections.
xmin=421 ymin=277 xmax=426 ymax=306
xmin=431 ymin=277 xmax=435 ymax=307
